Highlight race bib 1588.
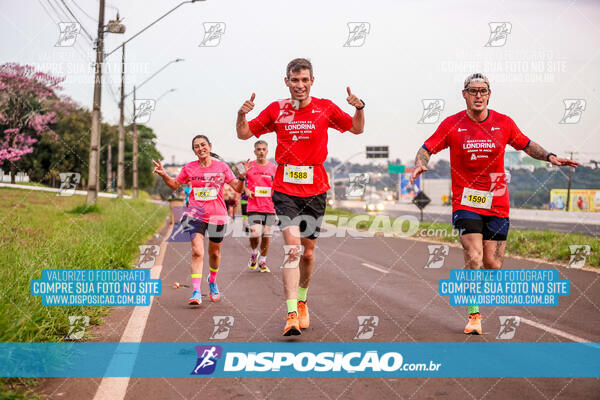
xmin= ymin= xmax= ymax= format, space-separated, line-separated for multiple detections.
xmin=283 ymin=165 xmax=313 ymax=185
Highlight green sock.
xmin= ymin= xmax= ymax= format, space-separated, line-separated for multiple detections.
xmin=468 ymin=305 xmax=479 ymax=315
xmin=286 ymin=299 xmax=298 ymax=314
xmin=297 ymin=287 xmax=308 ymax=302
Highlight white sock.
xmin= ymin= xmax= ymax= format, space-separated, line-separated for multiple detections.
xmin=251 ymin=248 xmax=259 ymax=256
xmin=259 ymin=256 xmax=267 ymax=264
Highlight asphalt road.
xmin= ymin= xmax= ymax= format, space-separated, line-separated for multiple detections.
xmin=40 ymin=206 xmax=600 ymax=400
xmin=340 ymin=205 xmax=600 ymax=237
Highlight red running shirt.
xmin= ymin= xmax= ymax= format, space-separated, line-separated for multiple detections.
xmin=246 ymin=160 xmax=277 ymax=213
xmin=248 ymin=97 xmax=353 ymax=197
xmin=423 ymin=110 xmax=530 ymax=218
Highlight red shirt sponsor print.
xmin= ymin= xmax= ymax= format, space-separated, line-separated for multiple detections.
xmin=248 ymin=97 xmax=353 ymax=197
xmin=423 ymin=110 xmax=530 ymax=218
xmin=176 ymin=159 xmax=236 ymax=224
xmin=246 ymin=160 xmax=277 ymax=213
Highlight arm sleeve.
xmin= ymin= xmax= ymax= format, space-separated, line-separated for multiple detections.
xmin=248 ymin=103 xmax=276 ymax=138
xmin=176 ymin=165 xmax=189 ymax=184
xmin=423 ymin=118 xmax=451 ymax=154
xmin=224 ymin=163 xmax=236 ymax=184
xmin=507 ymin=117 xmax=530 ymax=150
xmin=327 ymin=101 xmax=354 ymax=132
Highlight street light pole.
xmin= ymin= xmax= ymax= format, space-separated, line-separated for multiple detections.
xmin=86 ymin=0 xmax=105 ymax=205
xmin=117 ymin=44 xmax=126 ymax=197
xmin=133 ymin=86 xmax=138 ymax=198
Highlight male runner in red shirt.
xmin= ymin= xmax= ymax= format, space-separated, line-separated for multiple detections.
xmin=245 ymin=140 xmax=277 ymax=273
xmin=236 ymin=58 xmax=365 ymax=336
xmin=411 ymin=73 xmax=578 ymax=335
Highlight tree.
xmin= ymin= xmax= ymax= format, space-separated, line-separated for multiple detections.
xmin=0 ymin=63 xmax=65 ymax=182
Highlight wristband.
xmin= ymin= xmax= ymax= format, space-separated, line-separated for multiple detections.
xmin=356 ymin=99 xmax=365 ymax=110
xmin=239 ymin=176 xmax=245 ymax=181
xmin=546 ymin=152 xmax=556 ymax=161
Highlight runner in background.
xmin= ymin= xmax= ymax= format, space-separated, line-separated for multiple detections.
xmin=153 ymin=135 xmax=247 ymax=305
xmin=236 ymin=58 xmax=365 ymax=336
xmin=410 ymin=73 xmax=578 ymax=334
xmin=244 ymin=140 xmax=277 ymax=273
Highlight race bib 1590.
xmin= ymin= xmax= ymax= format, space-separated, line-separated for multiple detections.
xmin=460 ymin=187 xmax=493 ymax=209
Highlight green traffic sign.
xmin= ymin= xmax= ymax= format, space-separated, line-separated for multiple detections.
xmin=387 ymin=164 xmax=405 ymax=174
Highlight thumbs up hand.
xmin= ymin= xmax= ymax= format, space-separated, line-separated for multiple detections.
xmin=346 ymin=87 xmax=364 ymax=109
xmin=238 ymin=93 xmax=256 ymax=115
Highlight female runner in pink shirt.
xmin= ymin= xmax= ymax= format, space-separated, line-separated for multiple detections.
xmin=153 ymin=135 xmax=246 ymax=305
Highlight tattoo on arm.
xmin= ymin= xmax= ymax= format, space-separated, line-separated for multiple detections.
xmin=523 ymin=141 xmax=549 ymax=161
xmin=415 ymin=147 xmax=431 ymax=168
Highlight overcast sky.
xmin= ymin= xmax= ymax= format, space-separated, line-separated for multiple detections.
xmin=2 ymin=0 xmax=599 ymax=166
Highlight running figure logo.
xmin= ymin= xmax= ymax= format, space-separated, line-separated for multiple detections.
xmin=135 ymin=99 xmax=156 ymax=124
xmin=55 ymin=22 xmax=81 ymax=47
xmin=66 ymin=315 xmax=89 ymax=340
xmin=58 ymin=172 xmax=80 ymax=196
xmin=567 ymin=245 xmax=590 ymax=269
xmin=489 ymin=171 xmax=511 ymax=197
xmin=199 ymin=22 xmax=226 ymax=47
xmin=210 ymin=316 xmax=234 ymax=340
xmin=485 ymin=22 xmax=512 ymax=47
xmin=425 ymin=245 xmax=449 ymax=269
xmin=496 ymin=316 xmax=520 ymax=340
xmin=346 ymin=173 xmax=369 ymax=198
xmin=275 ymin=101 xmax=297 ymax=124
xmin=281 ymin=245 xmax=304 ymax=269
xmin=191 ymin=345 xmax=222 ymax=375
xmin=343 ymin=22 xmax=370 ymax=47
xmin=354 ymin=316 xmax=379 ymax=340
xmin=136 ymin=245 xmax=160 ymax=269
xmin=559 ymin=99 xmax=586 ymax=124
xmin=418 ymin=99 xmax=445 ymax=124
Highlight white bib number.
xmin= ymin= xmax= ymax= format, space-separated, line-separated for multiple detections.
xmin=254 ymin=186 xmax=272 ymax=197
xmin=461 ymin=187 xmax=493 ymax=209
xmin=193 ymin=187 xmax=217 ymax=201
xmin=283 ymin=164 xmax=313 ymax=185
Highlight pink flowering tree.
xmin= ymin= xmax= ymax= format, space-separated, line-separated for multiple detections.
xmin=0 ymin=63 xmax=65 ymax=182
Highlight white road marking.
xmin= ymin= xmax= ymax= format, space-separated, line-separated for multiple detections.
xmin=520 ymin=317 xmax=591 ymax=343
xmin=92 ymin=220 xmax=172 ymax=400
xmin=361 ymin=262 xmax=389 ymax=274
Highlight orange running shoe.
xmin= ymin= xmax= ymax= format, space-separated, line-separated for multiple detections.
xmin=283 ymin=312 xmax=301 ymax=336
xmin=464 ymin=313 xmax=483 ymax=335
xmin=297 ymin=301 xmax=310 ymax=329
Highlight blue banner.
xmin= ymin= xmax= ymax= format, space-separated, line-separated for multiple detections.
xmin=30 ymin=269 xmax=161 ymax=306
xmin=439 ymin=269 xmax=569 ymax=306
xmin=1 ymin=342 xmax=598 ymax=378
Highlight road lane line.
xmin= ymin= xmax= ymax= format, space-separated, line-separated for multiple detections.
xmin=361 ymin=262 xmax=389 ymax=274
xmin=92 ymin=213 xmax=173 ymax=400
xmin=520 ymin=317 xmax=591 ymax=343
